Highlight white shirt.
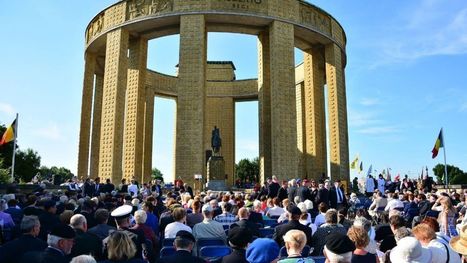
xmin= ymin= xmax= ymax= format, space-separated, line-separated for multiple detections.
xmin=385 ymin=198 xmax=404 ymax=212
xmin=314 ymin=213 xmax=326 ymax=227
xmin=267 ymin=206 xmax=285 ymax=217
xmin=128 ymin=184 xmax=138 ymax=197
xmin=164 ymin=221 xmax=192 ymax=238
xmin=366 ymin=178 xmax=375 ymax=193
xmin=426 ymin=239 xmax=461 ymax=263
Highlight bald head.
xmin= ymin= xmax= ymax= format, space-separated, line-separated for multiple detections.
xmin=238 ymin=207 xmax=249 ymax=219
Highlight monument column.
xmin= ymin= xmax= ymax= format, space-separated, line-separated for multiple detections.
xmin=90 ymin=74 xmax=104 ymax=178
xmin=325 ymin=43 xmax=349 ymax=182
xmin=175 ymin=15 xmax=207 ymax=187
xmin=269 ymin=21 xmax=299 ymax=180
xmin=142 ymin=87 xmax=154 ymax=183
xmin=303 ymin=47 xmax=327 ymax=180
xmin=258 ymin=31 xmax=272 ymax=184
xmin=123 ymin=37 xmax=148 ymax=183
xmin=77 ymin=52 xmax=96 ymax=180
xmin=98 ymin=28 xmax=129 ymax=182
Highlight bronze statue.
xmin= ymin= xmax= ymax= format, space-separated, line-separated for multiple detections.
xmin=211 ymin=126 xmax=222 ymax=154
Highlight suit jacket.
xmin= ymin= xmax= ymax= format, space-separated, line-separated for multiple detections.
xmin=315 ymin=188 xmax=329 ymax=206
xmin=84 ymin=182 xmax=94 ymax=197
xmin=273 ymin=220 xmax=312 ymax=247
xmin=231 ymin=219 xmax=260 ymax=237
xmin=38 ymin=212 xmax=60 ymax=240
xmin=329 ymin=186 xmax=347 ymax=208
xmin=277 ymin=187 xmax=288 ymax=202
xmin=4 ymin=207 xmax=23 ymax=225
xmin=20 ymin=247 xmax=68 ymax=263
xmin=88 ymin=223 xmax=116 ymax=240
xmin=288 ymin=186 xmax=297 ymax=203
xmin=157 ymin=250 xmax=206 ymax=263
xmin=70 ymin=229 xmax=103 ymax=260
xmin=222 ymin=248 xmax=248 ymax=263
xmin=297 ymin=186 xmax=311 ymax=203
xmin=268 ymin=182 xmax=280 ymax=198
xmin=0 ymin=234 xmax=47 ymax=263
xmin=311 ymin=224 xmax=347 ymax=256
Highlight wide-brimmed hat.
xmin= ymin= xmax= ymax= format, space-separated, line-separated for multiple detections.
xmin=450 ymin=224 xmax=467 ymax=255
xmin=390 ymin=237 xmax=431 ymax=263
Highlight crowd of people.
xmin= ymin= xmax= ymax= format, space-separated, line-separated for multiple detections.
xmin=0 ymin=173 xmax=467 ymax=263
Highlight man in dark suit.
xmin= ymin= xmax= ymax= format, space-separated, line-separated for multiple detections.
xmin=38 ymin=199 xmax=61 ymax=241
xmin=83 ymin=178 xmax=94 ymax=197
xmin=329 ymin=180 xmax=347 ymax=209
xmin=20 ymin=224 xmax=75 ymax=263
xmin=248 ymin=202 xmax=264 ymax=226
xmin=101 ymin=178 xmax=115 ymax=194
xmin=221 ymin=227 xmax=252 ymax=263
xmin=297 ymin=179 xmax=311 ymax=203
xmin=4 ymin=198 xmax=23 ymax=225
xmin=0 ymin=216 xmax=47 ymax=263
xmin=69 ymin=214 xmax=103 ymax=260
xmin=277 ymin=181 xmax=288 ymax=202
xmin=231 ymin=207 xmax=260 ymax=237
xmin=158 ymin=230 xmax=206 ymax=263
xmin=287 ymin=179 xmax=298 ymax=203
xmin=93 ymin=177 xmax=103 ymax=196
xmin=273 ymin=205 xmax=312 ymax=248
xmin=267 ymin=176 xmax=281 ymax=199
xmin=315 ymin=183 xmax=330 ymax=206
xmin=88 ymin=208 xmax=116 ymax=240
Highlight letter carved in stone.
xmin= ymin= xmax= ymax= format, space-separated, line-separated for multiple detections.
xmin=300 ymin=5 xmax=331 ymax=36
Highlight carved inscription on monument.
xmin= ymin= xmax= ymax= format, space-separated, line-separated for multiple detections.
xmin=86 ymin=14 xmax=105 ymax=43
xmin=300 ymin=4 xmax=331 ymax=35
xmin=127 ymin=0 xmax=173 ymax=20
xmin=212 ymin=0 xmax=266 ymax=14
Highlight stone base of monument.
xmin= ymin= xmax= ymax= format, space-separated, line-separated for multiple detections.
xmin=206 ymin=156 xmax=228 ymax=191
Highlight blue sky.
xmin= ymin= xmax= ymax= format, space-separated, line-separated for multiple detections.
xmin=0 ymin=1 xmax=466 ymax=182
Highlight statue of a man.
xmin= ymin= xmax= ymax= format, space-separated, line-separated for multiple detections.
xmin=211 ymin=126 xmax=222 ymax=154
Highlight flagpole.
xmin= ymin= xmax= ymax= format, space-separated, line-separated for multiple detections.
xmin=442 ymin=128 xmax=448 ymax=188
xmin=10 ymin=113 xmax=18 ymax=181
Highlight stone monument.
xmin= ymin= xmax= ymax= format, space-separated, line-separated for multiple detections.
xmin=207 ymin=126 xmax=227 ymax=190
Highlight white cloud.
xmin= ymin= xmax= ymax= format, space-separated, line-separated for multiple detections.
xmin=0 ymin=102 xmax=15 ymax=117
xmin=368 ymin=3 xmax=467 ymax=67
xmin=360 ymin=98 xmax=380 ymax=106
xmin=347 ymin=108 xmax=381 ymax=127
xmin=34 ymin=123 xmax=64 ymax=141
xmin=357 ymin=126 xmax=400 ymax=135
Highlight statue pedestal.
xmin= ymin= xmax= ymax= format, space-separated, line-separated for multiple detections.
xmin=206 ymin=156 xmax=227 ymax=191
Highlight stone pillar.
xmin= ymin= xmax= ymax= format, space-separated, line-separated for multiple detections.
xmin=269 ymin=21 xmax=298 ymax=180
xmin=142 ymin=87 xmax=154 ymax=183
xmin=175 ymin=15 xmax=206 ymax=187
xmin=77 ymin=52 xmax=96 ymax=180
xmin=123 ymin=37 xmax=147 ymax=183
xmin=325 ymin=43 xmax=349 ymax=182
xmin=304 ymin=47 xmax=327 ymax=180
xmin=98 ymin=28 xmax=129 ymax=182
xmin=90 ymin=74 xmax=104 ymax=179
xmin=258 ymin=31 xmax=272 ymax=184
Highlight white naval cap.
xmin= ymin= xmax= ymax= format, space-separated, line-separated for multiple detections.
xmin=111 ymin=204 xmax=133 ymax=219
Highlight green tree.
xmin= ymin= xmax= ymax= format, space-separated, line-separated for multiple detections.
xmin=39 ymin=165 xmax=74 ymax=185
xmin=152 ymin=167 xmax=163 ymax=181
xmin=15 ymin=148 xmax=41 ymax=183
xmin=235 ymin=157 xmax=259 ymax=184
xmin=433 ymin=163 xmax=467 ymax=184
xmin=0 ymin=158 xmax=12 ymax=184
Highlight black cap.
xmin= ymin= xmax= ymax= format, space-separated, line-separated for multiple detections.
xmin=325 ymin=232 xmax=355 ymax=254
xmin=176 ymin=230 xmax=195 ymax=243
xmin=287 ymin=204 xmax=302 ymax=216
xmin=50 ymin=224 xmax=75 ymax=239
xmin=228 ymin=227 xmax=253 ymax=247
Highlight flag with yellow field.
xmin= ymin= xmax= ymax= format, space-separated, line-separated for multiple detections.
xmin=0 ymin=118 xmax=16 ymax=146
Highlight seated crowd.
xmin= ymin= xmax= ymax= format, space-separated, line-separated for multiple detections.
xmin=0 ymin=174 xmax=467 ymax=263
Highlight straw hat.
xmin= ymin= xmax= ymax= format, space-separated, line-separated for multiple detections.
xmin=450 ymin=224 xmax=467 ymax=255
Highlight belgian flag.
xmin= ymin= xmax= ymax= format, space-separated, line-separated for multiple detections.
xmin=431 ymin=129 xmax=444 ymax=159
xmin=0 ymin=118 xmax=16 ymax=146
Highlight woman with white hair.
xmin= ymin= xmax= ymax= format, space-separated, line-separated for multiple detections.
xmin=297 ymin=202 xmax=317 ymax=235
xmin=70 ymin=255 xmax=97 ymax=263
xmin=130 ymin=210 xmax=157 ymax=249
